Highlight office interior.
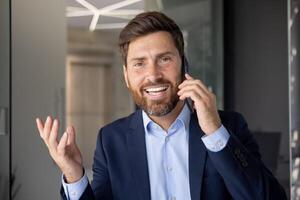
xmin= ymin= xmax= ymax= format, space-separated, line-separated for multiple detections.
xmin=0 ymin=0 xmax=299 ymax=199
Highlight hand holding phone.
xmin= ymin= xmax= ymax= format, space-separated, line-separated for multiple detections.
xmin=178 ymin=56 xmax=221 ymax=135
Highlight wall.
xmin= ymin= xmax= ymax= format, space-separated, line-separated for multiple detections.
xmin=11 ymin=0 xmax=66 ymax=199
xmin=224 ymin=0 xmax=289 ymax=192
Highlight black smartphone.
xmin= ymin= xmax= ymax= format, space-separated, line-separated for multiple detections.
xmin=182 ymin=55 xmax=194 ymax=113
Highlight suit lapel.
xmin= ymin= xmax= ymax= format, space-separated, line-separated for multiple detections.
xmin=126 ymin=110 xmax=151 ymax=200
xmin=189 ymin=113 xmax=207 ymax=200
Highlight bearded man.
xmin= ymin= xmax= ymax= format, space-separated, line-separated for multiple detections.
xmin=36 ymin=11 xmax=287 ymax=200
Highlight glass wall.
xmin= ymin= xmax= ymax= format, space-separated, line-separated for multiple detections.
xmin=0 ymin=0 xmax=10 ymax=199
xmin=161 ymin=0 xmax=224 ymax=108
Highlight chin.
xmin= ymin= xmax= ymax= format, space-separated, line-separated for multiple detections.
xmin=144 ymin=98 xmax=179 ymax=117
xmin=145 ymin=104 xmax=171 ymax=116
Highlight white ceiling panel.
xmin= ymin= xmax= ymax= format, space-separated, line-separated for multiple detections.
xmin=66 ymin=0 xmax=144 ymax=30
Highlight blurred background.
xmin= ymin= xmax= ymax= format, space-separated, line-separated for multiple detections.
xmin=0 ymin=0 xmax=299 ymax=199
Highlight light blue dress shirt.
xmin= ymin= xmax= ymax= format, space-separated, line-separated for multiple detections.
xmin=62 ymin=104 xmax=230 ymax=200
xmin=62 ymin=173 xmax=88 ymax=200
xmin=142 ymin=104 xmax=191 ymax=200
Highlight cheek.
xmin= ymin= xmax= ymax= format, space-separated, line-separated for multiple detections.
xmin=164 ymin=63 xmax=182 ymax=80
xmin=127 ymin=74 xmax=145 ymax=90
xmin=166 ymin=70 xmax=182 ymax=85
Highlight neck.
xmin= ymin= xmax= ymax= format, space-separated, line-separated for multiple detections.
xmin=148 ymin=100 xmax=185 ymax=131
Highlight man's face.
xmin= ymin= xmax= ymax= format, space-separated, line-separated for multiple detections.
xmin=123 ymin=31 xmax=182 ymax=116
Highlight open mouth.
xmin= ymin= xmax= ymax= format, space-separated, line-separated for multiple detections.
xmin=142 ymin=85 xmax=169 ymax=100
xmin=144 ymin=85 xmax=168 ymax=94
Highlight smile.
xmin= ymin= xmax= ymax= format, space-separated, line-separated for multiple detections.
xmin=143 ymin=85 xmax=169 ymax=100
xmin=144 ymin=85 xmax=168 ymax=93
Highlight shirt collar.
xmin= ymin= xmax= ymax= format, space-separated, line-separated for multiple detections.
xmin=142 ymin=103 xmax=191 ymax=133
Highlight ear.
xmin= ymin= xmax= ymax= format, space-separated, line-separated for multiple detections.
xmin=123 ymin=65 xmax=129 ymax=88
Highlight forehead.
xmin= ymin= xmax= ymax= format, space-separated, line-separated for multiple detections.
xmin=127 ymin=31 xmax=178 ymax=60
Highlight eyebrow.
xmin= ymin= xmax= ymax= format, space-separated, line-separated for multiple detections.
xmin=128 ymin=51 xmax=176 ymax=63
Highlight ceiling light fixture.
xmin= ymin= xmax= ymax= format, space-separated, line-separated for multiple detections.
xmin=67 ymin=9 xmax=143 ymax=18
xmin=72 ymin=0 xmax=143 ymax=31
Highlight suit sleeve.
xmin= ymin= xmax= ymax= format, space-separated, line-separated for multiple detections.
xmin=89 ymin=128 xmax=113 ymax=199
xmin=60 ymin=128 xmax=113 ymax=200
xmin=206 ymin=112 xmax=287 ymax=200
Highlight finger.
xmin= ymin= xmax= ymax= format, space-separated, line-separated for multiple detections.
xmin=66 ymin=126 xmax=76 ymax=145
xmin=178 ymin=74 xmax=194 ymax=89
xmin=179 ymin=78 xmax=210 ymax=93
xmin=178 ymin=83 xmax=209 ymax=98
xmin=179 ymin=89 xmax=204 ymax=105
xmin=43 ymin=116 xmax=52 ymax=141
xmin=179 ymin=79 xmax=209 ymax=91
xmin=49 ymin=119 xmax=59 ymax=148
xmin=36 ymin=118 xmax=44 ymax=136
xmin=57 ymin=131 xmax=68 ymax=155
xmin=185 ymin=73 xmax=194 ymax=80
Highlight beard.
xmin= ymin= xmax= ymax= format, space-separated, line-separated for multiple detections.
xmin=128 ymin=77 xmax=181 ymax=117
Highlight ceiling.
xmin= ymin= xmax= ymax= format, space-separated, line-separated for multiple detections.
xmin=65 ymin=0 xmax=210 ymax=31
xmin=66 ymin=0 xmax=145 ymax=30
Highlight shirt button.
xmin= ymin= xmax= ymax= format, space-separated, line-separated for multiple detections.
xmin=71 ymin=191 xmax=77 ymax=196
xmin=216 ymin=139 xmax=224 ymax=147
xmin=170 ymin=197 xmax=176 ymax=200
xmin=167 ymin=167 xmax=173 ymax=171
xmin=210 ymin=145 xmax=216 ymax=151
xmin=165 ymin=137 xmax=170 ymax=142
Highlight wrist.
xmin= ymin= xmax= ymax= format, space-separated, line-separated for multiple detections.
xmin=63 ymin=167 xmax=84 ymax=183
xmin=202 ymin=122 xmax=221 ymax=135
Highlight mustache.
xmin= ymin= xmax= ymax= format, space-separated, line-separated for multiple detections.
xmin=140 ymin=78 xmax=172 ymax=90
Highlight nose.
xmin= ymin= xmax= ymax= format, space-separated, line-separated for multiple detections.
xmin=146 ymin=62 xmax=163 ymax=82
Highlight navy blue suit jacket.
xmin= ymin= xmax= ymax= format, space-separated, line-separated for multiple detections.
xmin=61 ymin=110 xmax=287 ymax=200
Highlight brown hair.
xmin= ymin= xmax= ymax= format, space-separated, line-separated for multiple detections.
xmin=119 ymin=11 xmax=184 ymax=66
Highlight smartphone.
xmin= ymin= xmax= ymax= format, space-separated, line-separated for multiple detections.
xmin=182 ymin=55 xmax=194 ymax=113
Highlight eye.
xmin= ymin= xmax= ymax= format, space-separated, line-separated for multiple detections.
xmin=133 ymin=62 xmax=144 ymax=68
xmin=160 ymin=56 xmax=171 ymax=64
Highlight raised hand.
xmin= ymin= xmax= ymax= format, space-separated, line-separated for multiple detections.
xmin=36 ymin=116 xmax=84 ymax=183
xmin=178 ymin=74 xmax=221 ymax=135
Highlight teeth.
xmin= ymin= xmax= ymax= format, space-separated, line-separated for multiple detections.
xmin=145 ymin=86 xmax=167 ymax=93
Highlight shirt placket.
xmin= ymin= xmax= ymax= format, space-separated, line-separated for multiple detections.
xmin=163 ymin=131 xmax=177 ymax=200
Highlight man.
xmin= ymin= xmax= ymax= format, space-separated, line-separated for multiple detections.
xmin=36 ymin=11 xmax=287 ymax=200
